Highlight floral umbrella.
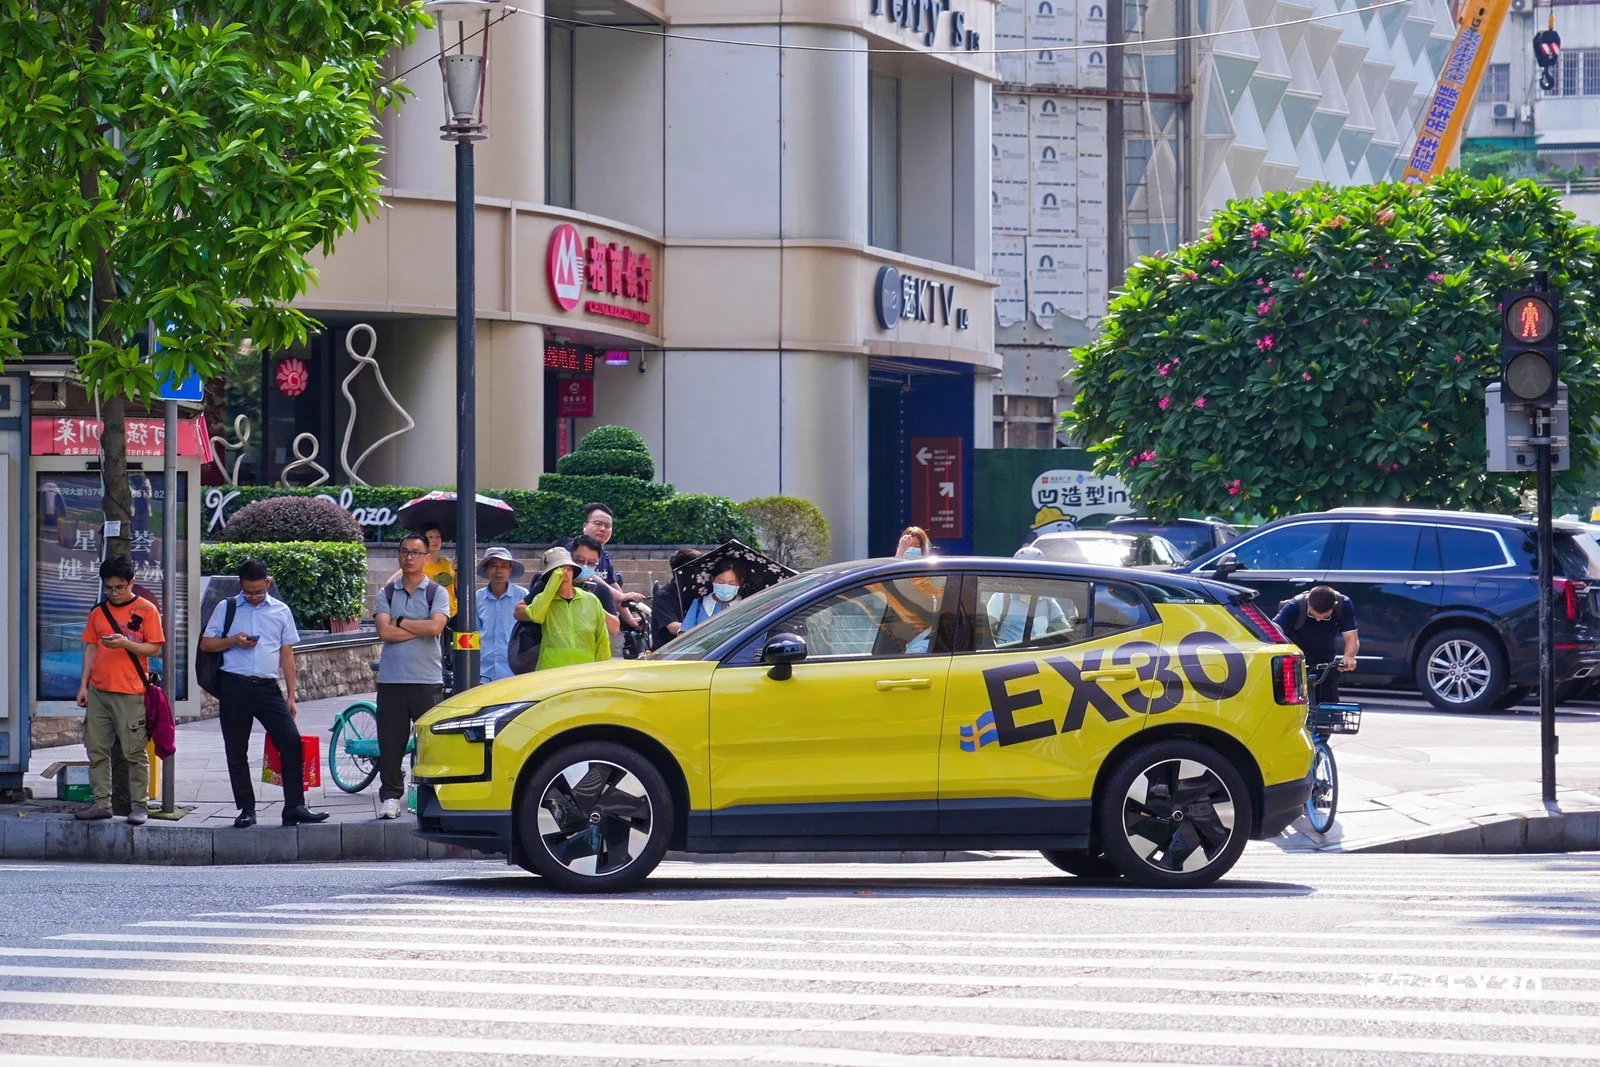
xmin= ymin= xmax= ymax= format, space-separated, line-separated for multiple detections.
xmin=673 ymin=539 xmax=796 ymax=601
xmin=396 ymin=491 xmax=518 ymax=541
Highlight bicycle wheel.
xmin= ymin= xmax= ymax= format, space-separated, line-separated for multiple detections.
xmin=329 ymin=702 xmax=380 ymax=794
xmin=1304 ymin=739 xmax=1338 ymax=834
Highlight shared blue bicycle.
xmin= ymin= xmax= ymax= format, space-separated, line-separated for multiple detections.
xmin=327 ymin=700 xmax=413 ymax=794
xmin=1304 ymin=661 xmax=1362 ymax=833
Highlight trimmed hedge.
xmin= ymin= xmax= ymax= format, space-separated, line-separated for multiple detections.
xmin=738 ymin=495 xmax=830 ymax=569
xmin=495 ymin=489 xmax=587 ymax=545
xmin=555 ymin=447 xmax=656 ymax=480
xmin=620 ymin=494 xmax=756 ymax=547
xmin=577 ymin=425 xmax=650 ymax=454
xmin=534 ymin=474 xmax=674 ymax=513
xmin=201 ymin=541 xmax=368 ymax=629
xmin=220 ymin=495 xmax=364 ymax=544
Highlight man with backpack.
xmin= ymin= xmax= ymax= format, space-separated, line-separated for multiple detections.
xmin=373 ymin=533 xmax=453 ymax=819
xmin=1273 ymin=585 xmax=1360 ymax=703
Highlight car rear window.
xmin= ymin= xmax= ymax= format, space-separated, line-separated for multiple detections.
xmin=1436 ymin=527 xmax=1508 ymax=571
xmin=1337 ymin=522 xmax=1426 ymax=571
xmin=1506 ymin=530 xmax=1600 ymax=578
xmin=1112 ymin=522 xmax=1210 ymax=559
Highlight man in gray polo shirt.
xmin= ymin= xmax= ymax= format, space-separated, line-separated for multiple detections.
xmin=373 ymin=532 xmax=452 ymax=819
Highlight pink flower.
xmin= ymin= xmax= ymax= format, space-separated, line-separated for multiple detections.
xmin=1454 ymin=354 xmax=1463 ymax=363
xmin=1130 ymin=457 xmax=1140 ymax=467
xmin=1183 ymin=270 xmax=1199 ymax=281
xmin=1391 ymin=463 xmax=1400 ymax=472
xmin=1267 ymin=358 xmax=1273 ymax=364
xmin=1256 ymin=334 xmax=1275 ymax=352
xmin=1377 ymin=208 xmax=1395 ymax=224
xmin=1158 ymin=362 xmax=1170 ymax=377
xmin=1252 ymin=240 xmax=1258 ymax=248
xmin=1361 ymin=318 xmax=1368 ymax=325
xmin=1427 ymin=272 xmax=1445 ymax=282
xmin=1211 ymin=259 xmax=1220 ymax=267
xmin=1226 ymin=479 xmax=1243 ymax=496
xmin=1257 ymin=299 xmax=1274 ymax=316
xmin=1250 ymin=223 xmax=1269 ymax=239
xmin=1158 ymin=396 xmax=1171 ymax=411
xmin=1293 ymin=269 xmax=1305 ymax=280
xmin=1195 ymin=397 xmax=1207 ymax=409
xmin=1302 ymin=372 xmax=1312 ymax=381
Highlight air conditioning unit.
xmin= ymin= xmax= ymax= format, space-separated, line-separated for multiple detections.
xmin=1510 ymin=0 xmax=1531 ymax=14
xmin=1492 ymin=102 xmax=1515 ymax=120
xmin=1520 ymin=104 xmax=1536 ymax=123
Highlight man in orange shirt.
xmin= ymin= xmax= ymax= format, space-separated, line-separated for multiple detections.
xmin=75 ymin=555 xmax=165 ymax=824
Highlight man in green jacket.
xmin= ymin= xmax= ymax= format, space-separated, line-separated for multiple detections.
xmin=524 ymin=546 xmax=612 ymax=670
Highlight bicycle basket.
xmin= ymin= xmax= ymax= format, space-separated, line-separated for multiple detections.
xmin=1307 ymin=703 xmax=1361 ymax=734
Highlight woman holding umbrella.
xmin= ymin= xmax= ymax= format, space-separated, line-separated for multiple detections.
xmin=675 ymin=541 xmax=796 ymax=633
xmin=682 ymin=558 xmax=750 ymax=631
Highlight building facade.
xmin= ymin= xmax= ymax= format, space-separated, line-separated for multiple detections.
xmin=989 ymin=0 xmax=1457 ymax=445
xmin=233 ymin=0 xmax=1000 ymax=559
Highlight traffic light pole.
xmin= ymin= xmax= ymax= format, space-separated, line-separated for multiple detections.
xmin=1536 ymin=411 xmax=1558 ymax=803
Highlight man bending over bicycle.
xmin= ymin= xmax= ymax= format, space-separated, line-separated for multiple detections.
xmin=1274 ymin=585 xmax=1359 ymax=704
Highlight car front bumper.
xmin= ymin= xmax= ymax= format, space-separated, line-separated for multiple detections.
xmin=412 ymin=783 xmax=512 ymax=856
xmin=1258 ymin=772 xmax=1312 ymax=838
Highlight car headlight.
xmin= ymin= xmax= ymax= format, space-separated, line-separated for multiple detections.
xmin=429 ymin=702 xmax=536 ymax=744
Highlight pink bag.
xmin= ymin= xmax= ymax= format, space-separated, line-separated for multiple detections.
xmin=143 ymin=682 xmax=176 ymax=760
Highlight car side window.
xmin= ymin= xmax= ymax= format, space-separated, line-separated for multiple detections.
xmin=972 ymin=575 xmax=1089 ymax=652
xmin=1439 ymin=527 xmax=1510 ymax=571
xmin=1337 ymin=522 xmax=1424 ymax=572
xmin=1093 ymin=582 xmax=1157 ymax=640
xmin=772 ymin=576 xmax=949 ymax=660
xmin=1231 ymin=522 xmax=1334 ymax=571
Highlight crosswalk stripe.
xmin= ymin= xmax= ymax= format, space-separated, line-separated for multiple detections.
xmin=44 ymin=932 xmax=1600 ymax=982
xmin=0 ymin=963 xmax=1586 ymax=1024
xmin=108 ymin=920 xmax=1600 ymax=968
xmin=2 ymin=1012 xmax=1599 ymax=1060
xmin=0 ymin=1056 xmax=248 ymax=1067
xmin=0 ymin=947 xmax=1587 ymax=1004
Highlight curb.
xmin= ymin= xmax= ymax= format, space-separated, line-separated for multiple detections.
xmin=1340 ymin=807 xmax=1600 ymax=855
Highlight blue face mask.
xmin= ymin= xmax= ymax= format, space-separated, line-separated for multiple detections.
xmin=576 ymin=565 xmax=596 ymax=583
xmin=902 ymin=547 xmax=923 ymax=559
xmin=713 ymin=582 xmax=740 ymax=603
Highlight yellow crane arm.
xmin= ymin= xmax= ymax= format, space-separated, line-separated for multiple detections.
xmin=1401 ymin=0 xmax=1516 ymax=184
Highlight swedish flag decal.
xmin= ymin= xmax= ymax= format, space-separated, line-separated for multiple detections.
xmin=960 ymin=710 xmax=998 ymax=752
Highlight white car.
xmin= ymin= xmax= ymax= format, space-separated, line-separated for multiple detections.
xmin=1025 ymin=530 xmax=1186 ymax=570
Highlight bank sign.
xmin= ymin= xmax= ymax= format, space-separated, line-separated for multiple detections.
xmin=875 ymin=265 xmax=971 ymax=331
xmin=547 ymin=223 xmax=654 ymax=326
xmin=871 ymin=0 xmax=982 ymax=50
xmin=1031 ymin=469 xmax=1133 ymax=532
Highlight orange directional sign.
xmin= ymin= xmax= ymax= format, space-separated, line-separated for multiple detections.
xmin=453 ymin=632 xmax=482 ymax=651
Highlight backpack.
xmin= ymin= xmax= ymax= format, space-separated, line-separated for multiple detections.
xmin=1278 ymin=592 xmax=1344 ymax=636
xmin=380 ymin=578 xmax=444 ymax=618
xmin=508 ymin=573 xmax=552 ymax=675
xmin=195 ymin=596 xmax=238 ymax=698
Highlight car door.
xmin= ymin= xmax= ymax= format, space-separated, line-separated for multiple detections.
xmin=1325 ymin=520 xmax=1443 ymax=680
xmin=1195 ymin=520 xmax=1337 ymax=616
xmin=707 ymin=574 xmax=954 ymax=837
xmin=937 ymin=571 xmax=1162 ymax=836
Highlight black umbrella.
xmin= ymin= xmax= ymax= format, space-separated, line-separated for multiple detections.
xmin=673 ymin=539 xmax=796 ymax=601
xmin=396 ymin=491 xmax=519 ymax=541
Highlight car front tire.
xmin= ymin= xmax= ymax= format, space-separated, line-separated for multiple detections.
xmin=516 ymin=741 xmax=674 ymax=893
xmin=1097 ymin=739 xmax=1253 ymax=889
xmin=1415 ymin=628 xmax=1506 ymax=713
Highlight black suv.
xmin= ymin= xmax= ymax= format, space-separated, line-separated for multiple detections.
xmin=1180 ymin=508 xmax=1600 ymax=712
xmin=1107 ymin=516 xmax=1239 ymax=562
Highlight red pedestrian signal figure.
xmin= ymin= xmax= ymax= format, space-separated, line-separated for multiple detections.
xmin=1501 ymin=291 xmax=1559 ymax=404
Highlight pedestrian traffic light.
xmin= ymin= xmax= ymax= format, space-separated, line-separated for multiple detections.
xmin=1501 ymin=290 xmax=1559 ymax=405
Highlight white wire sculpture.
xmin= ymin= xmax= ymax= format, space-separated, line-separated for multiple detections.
xmin=210 ymin=413 xmax=252 ymax=486
xmin=339 ymin=323 xmax=415 ymax=486
xmin=279 ymin=432 xmax=330 ymax=488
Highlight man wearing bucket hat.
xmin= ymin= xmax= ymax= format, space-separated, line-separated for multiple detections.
xmin=475 ymin=547 xmax=529 ymax=683
xmin=518 ymin=545 xmax=612 ymax=670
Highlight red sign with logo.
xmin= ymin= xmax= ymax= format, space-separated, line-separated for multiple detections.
xmin=557 ymin=378 xmax=594 ymax=418
xmin=909 ymin=437 xmax=963 ymax=539
xmin=275 ymin=357 xmax=310 ymax=397
xmin=546 ymin=225 xmax=653 ymax=326
xmin=31 ymin=416 xmax=214 ymax=460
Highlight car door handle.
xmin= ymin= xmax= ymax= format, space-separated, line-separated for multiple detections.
xmin=876 ymin=678 xmax=933 ymax=691
xmin=1405 ymin=580 xmax=1433 ymax=588
xmin=1081 ymin=669 xmax=1138 ymax=682
xmin=1289 ymin=577 xmax=1315 ymax=585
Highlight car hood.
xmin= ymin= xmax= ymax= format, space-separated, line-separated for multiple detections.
xmin=427 ymin=659 xmax=717 ymax=717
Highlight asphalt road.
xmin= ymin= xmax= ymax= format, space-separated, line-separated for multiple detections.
xmin=0 ymin=850 xmax=1598 ymax=1066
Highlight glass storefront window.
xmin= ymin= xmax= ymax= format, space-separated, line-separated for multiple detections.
xmin=869 ymin=70 xmax=900 ymax=252
xmin=547 ymin=25 xmax=575 ymax=209
xmin=36 ymin=471 xmax=189 ymax=702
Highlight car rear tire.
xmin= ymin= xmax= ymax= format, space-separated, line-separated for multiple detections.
xmin=1040 ymin=850 xmax=1121 ymax=879
xmin=516 ymin=741 xmax=674 ymax=893
xmin=1096 ymin=739 xmax=1253 ymax=889
xmin=1415 ymin=628 xmax=1506 ymax=713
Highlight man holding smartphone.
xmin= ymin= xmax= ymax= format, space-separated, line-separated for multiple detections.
xmin=200 ymin=559 xmax=328 ymax=829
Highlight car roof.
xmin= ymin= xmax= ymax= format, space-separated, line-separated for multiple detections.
xmin=1108 ymin=515 xmax=1226 ymax=527
xmin=1296 ymin=507 xmax=1585 ymax=535
xmin=815 ymin=556 xmax=1236 ymax=600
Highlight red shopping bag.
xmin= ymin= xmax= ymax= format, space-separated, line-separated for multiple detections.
xmin=262 ymin=735 xmax=322 ymax=789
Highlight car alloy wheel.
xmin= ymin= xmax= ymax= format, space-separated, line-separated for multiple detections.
xmin=1097 ymin=739 xmax=1253 ymax=889
xmin=517 ymin=741 xmax=674 ymax=892
xmin=1426 ymin=640 xmax=1493 ymax=706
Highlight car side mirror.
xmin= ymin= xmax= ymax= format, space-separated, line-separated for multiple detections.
xmin=1212 ymin=551 xmax=1240 ymax=579
xmin=763 ymin=632 xmax=807 ymax=681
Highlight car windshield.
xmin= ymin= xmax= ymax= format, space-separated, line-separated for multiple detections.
xmin=1127 ymin=524 xmax=1210 ymax=559
xmin=1035 ymin=535 xmax=1139 ymax=567
xmin=650 ymin=569 xmax=839 ymax=661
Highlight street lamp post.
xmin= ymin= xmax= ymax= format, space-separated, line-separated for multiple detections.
xmin=425 ymin=0 xmax=498 ymax=692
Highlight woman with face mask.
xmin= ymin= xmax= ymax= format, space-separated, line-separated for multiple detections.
xmin=681 ymin=560 xmax=750 ymax=631
xmin=895 ymin=526 xmax=932 ymax=559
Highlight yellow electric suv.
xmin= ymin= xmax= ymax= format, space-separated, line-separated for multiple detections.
xmin=413 ymin=557 xmax=1315 ymax=891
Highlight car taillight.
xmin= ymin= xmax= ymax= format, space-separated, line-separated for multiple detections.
xmin=1553 ymin=578 xmax=1583 ymax=622
xmin=1272 ymin=654 xmax=1306 ymax=705
xmin=1231 ymin=600 xmax=1290 ymax=644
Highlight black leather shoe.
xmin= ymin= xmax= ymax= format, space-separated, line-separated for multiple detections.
xmin=282 ymin=804 xmax=330 ymax=826
xmin=233 ymin=811 xmax=257 ymax=829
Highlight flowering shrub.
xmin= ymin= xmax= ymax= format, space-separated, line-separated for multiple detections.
xmin=1067 ymin=173 xmax=1600 ymax=518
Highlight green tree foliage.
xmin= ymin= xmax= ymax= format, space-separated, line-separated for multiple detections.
xmin=576 ymin=425 xmax=651 ymax=455
xmin=1068 ymin=174 xmax=1600 ymax=519
xmin=220 ymin=495 xmax=364 ymax=543
xmin=738 ymin=495 xmax=831 ymax=569
xmin=201 ymin=541 xmax=367 ymax=628
xmin=0 ymin=1 xmax=425 ymax=557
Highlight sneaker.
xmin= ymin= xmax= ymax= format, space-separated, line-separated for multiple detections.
xmin=74 ymin=804 xmax=112 ymax=821
xmin=378 ymin=798 xmax=402 ymax=820
xmin=125 ymin=805 xmax=148 ymax=826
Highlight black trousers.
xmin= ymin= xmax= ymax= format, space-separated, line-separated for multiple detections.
xmin=376 ymin=683 xmax=442 ymax=801
xmin=219 ymin=671 xmax=306 ymax=811
xmin=1317 ymin=664 xmax=1343 ymax=705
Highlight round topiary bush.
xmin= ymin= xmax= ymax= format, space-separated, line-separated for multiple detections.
xmin=556 ymin=447 xmax=656 ymax=480
xmin=220 ymin=495 xmax=364 ymax=544
xmin=739 ymin=495 xmax=831 ymax=569
xmin=578 ymin=425 xmax=650 ymax=455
